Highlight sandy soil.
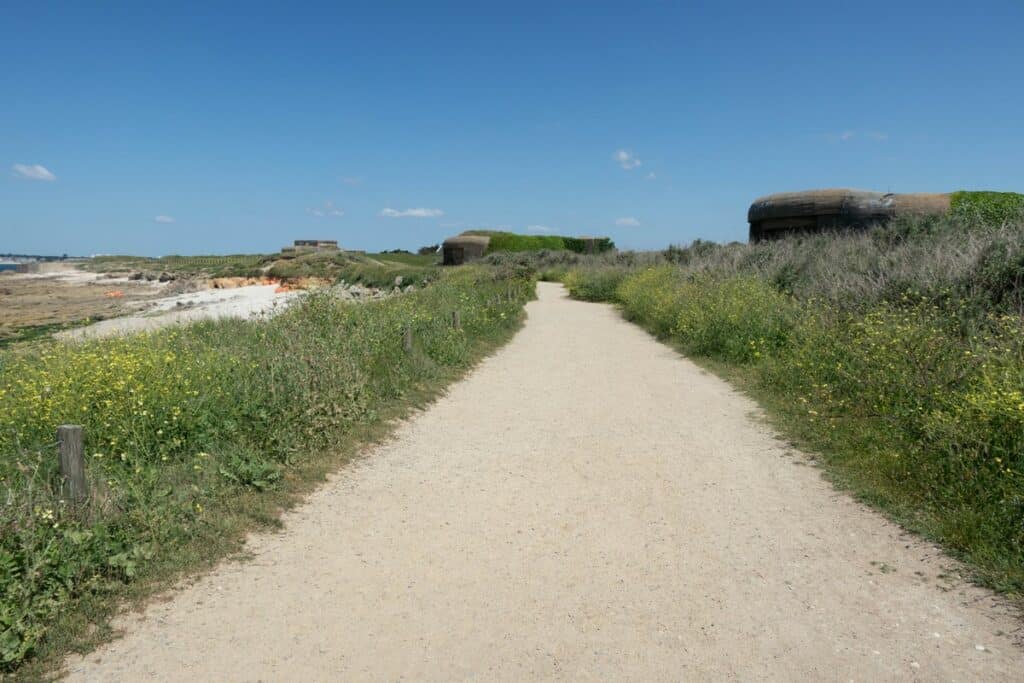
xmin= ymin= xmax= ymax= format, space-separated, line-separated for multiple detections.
xmin=57 ymin=285 xmax=299 ymax=340
xmin=0 ymin=265 xmax=166 ymax=338
xmin=63 ymin=282 xmax=1023 ymax=681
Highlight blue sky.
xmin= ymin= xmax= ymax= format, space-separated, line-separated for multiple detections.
xmin=2 ymin=1 xmax=1023 ymax=255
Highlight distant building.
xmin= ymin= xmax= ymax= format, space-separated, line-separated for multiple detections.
xmin=280 ymin=239 xmax=340 ymax=255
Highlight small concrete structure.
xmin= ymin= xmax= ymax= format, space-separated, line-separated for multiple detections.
xmin=280 ymin=239 xmax=340 ymax=256
xmin=294 ymin=240 xmax=338 ymax=249
xmin=442 ymin=235 xmax=490 ymax=265
xmin=748 ymin=189 xmax=950 ymax=242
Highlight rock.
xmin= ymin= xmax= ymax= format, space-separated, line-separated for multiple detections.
xmin=158 ymin=272 xmax=175 ymax=282
xmin=403 ymin=285 xmax=415 ymax=293
xmin=394 ymin=276 xmax=404 ymax=287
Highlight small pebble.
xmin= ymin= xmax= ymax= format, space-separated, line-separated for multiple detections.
xmin=975 ymin=644 xmax=986 ymax=651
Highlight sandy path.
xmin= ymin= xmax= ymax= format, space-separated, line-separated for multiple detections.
xmin=65 ymin=282 xmax=1022 ymax=681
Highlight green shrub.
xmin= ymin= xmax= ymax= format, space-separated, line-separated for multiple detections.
xmin=562 ymin=267 xmax=631 ymax=302
xmin=614 ymin=268 xmax=796 ymax=363
xmin=466 ymin=231 xmax=567 ymax=253
xmin=563 ymin=237 xmax=616 ymax=254
xmin=464 ymin=231 xmax=614 ymax=255
xmin=951 ymin=191 xmax=1024 ymax=226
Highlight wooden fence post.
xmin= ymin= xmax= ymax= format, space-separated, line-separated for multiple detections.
xmin=451 ymin=310 xmax=461 ymax=330
xmin=402 ymin=326 xmax=413 ymax=353
xmin=57 ymin=424 xmax=87 ymax=503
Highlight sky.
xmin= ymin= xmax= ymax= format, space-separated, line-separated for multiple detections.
xmin=2 ymin=1 xmax=1023 ymax=256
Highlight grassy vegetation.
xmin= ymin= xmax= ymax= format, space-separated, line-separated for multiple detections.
xmin=464 ymin=231 xmax=615 ymax=254
xmin=365 ymin=251 xmax=438 ymax=267
xmin=265 ymin=251 xmax=438 ymax=288
xmin=85 ymin=254 xmax=272 ymax=278
xmin=555 ymin=214 xmax=1024 ymax=594
xmin=0 ymin=320 xmax=100 ymax=351
xmin=82 ymin=251 xmax=441 ymax=292
xmin=0 ymin=265 xmax=532 ymax=676
xmin=950 ymin=191 xmax=1024 ymax=225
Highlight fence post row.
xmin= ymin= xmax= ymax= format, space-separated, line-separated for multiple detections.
xmin=452 ymin=310 xmax=461 ymax=330
xmin=57 ymin=424 xmax=87 ymax=503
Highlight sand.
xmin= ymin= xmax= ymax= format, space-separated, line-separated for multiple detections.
xmin=57 ymin=285 xmax=299 ymax=340
xmin=63 ymin=282 xmax=1023 ymax=681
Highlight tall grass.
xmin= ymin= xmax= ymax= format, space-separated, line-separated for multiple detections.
xmin=0 ymin=266 xmax=532 ymax=673
xmin=559 ymin=216 xmax=1024 ymax=593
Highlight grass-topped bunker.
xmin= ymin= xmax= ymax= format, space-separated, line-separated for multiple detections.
xmin=748 ymin=188 xmax=1024 ymax=241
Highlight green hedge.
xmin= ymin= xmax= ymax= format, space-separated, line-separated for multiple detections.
xmin=464 ymin=231 xmax=615 ymax=254
xmin=951 ymin=191 xmax=1024 ymax=225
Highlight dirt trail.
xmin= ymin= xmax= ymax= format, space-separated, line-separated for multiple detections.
xmin=65 ymin=282 xmax=1022 ymax=681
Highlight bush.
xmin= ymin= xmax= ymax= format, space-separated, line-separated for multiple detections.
xmin=464 ymin=231 xmax=615 ymax=255
xmin=951 ymin=191 xmax=1024 ymax=226
xmin=562 ymin=267 xmax=631 ymax=302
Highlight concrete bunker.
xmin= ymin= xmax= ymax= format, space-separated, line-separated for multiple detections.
xmin=748 ymin=189 xmax=950 ymax=242
xmin=442 ymin=235 xmax=490 ymax=265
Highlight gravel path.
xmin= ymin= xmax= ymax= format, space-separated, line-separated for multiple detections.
xmin=65 ymin=282 xmax=1023 ymax=681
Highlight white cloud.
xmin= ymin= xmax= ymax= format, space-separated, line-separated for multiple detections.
xmin=615 ymin=217 xmax=640 ymax=227
xmin=154 ymin=215 xmax=175 ymax=224
xmin=646 ymin=172 xmax=657 ymax=180
xmin=379 ymin=207 xmax=444 ymax=218
xmin=12 ymin=164 xmax=56 ymax=181
xmin=341 ymin=176 xmax=362 ymax=186
xmin=613 ymin=149 xmax=641 ymax=170
xmin=308 ymin=201 xmax=344 ymax=218
xmin=525 ymin=225 xmax=554 ymax=234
